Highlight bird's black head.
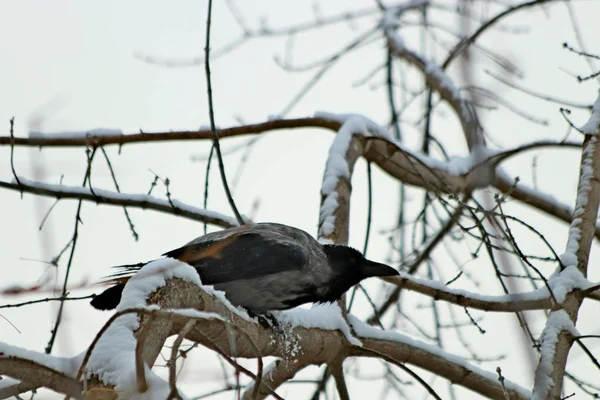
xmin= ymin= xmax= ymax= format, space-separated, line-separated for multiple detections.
xmin=318 ymin=245 xmax=398 ymax=303
xmin=322 ymin=245 xmax=399 ymax=280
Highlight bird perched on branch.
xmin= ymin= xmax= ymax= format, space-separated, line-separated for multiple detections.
xmin=91 ymin=223 xmax=398 ymax=317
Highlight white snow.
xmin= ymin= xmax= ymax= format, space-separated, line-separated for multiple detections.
xmin=532 ymin=310 xmax=580 ymax=400
xmin=315 ymin=112 xmax=390 ymax=139
xmin=11 ymin=177 xmax=240 ymax=226
xmin=86 ymin=259 xmax=206 ymax=398
xmin=424 ymin=60 xmax=460 ymax=99
xmin=445 ymin=144 xmax=498 ymax=177
xmin=29 ymin=128 xmax=123 ymax=138
xmin=349 ymin=316 xmax=532 ymax=398
xmin=396 ymin=267 xmax=594 ymax=306
xmin=314 ymin=112 xmax=389 ymax=239
xmin=397 ymin=270 xmax=549 ymax=303
xmin=0 ymin=342 xmax=80 ymax=376
xmin=548 ymin=265 xmax=594 ymax=303
xmin=581 ymin=90 xmax=600 ymax=135
xmin=318 ymin=191 xmax=338 ymax=236
xmin=161 ymin=308 xmax=223 ymax=320
xmin=560 ymin=136 xmax=597 ymax=267
xmin=280 ymin=303 xmax=361 ymax=346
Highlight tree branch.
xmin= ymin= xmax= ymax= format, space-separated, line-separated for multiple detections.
xmin=0 ymin=178 xmax=239 ymax=228
xmin=0 ymin=356 xmax=82 ymax=399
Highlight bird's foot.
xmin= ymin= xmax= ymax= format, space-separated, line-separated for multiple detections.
xmin=249 ymin=311 xmax=283 ymax=333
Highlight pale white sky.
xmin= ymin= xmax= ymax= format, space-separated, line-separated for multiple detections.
xmin=1 ymin=1 xmax=600 ymax=399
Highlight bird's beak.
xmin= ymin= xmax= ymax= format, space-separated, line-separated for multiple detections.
xmin=361 ymin=259 xmax=399 ymax=277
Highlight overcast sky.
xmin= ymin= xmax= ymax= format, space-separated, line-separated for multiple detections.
xmin=1 ymin=1 xmax=600 ymax=398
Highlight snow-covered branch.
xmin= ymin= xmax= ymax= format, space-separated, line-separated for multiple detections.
xmin=104 ymin=274 xmax=530 ymax=400
xmin=0 ymin=342 xmax=82 ymax=399
xmin=382 ymin=265 xmax=595 ymax=312
xmin=0 ymin=117 xmax=342 ymax=147
xmin=532 ymin=96 xmax=600 ymax=398
xmin=0 ymin=177 xmax=240 ymax=228
xmin=1 ymin=116 xmax=592 ymax=238
xmin=385 ymin=31 xmax=482 ymax=149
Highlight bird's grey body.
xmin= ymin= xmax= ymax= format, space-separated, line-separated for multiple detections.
xmin=168 ymin=223 xmax=336 ymax=314
xmin=91 ymin=222 xmax=399 ymax=315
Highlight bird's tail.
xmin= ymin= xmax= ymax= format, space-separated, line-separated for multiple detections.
xmin=90 ymin=262 xmax=148 ymax=311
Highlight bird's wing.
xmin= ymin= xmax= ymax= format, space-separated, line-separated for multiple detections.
xmin=162 ymin=232 xmax=309 ymax=284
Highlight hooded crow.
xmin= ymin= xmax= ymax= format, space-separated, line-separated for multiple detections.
xmin=90 ymin=222 xmax=399 ymax=315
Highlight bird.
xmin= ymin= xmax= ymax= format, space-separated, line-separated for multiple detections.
xmin=90 ymin=222 xmax=399 ymax=318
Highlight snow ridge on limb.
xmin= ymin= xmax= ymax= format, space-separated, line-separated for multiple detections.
xmin=532 ymin=102 xmax=600 ymax=398
xmin=85 ymin=259 xmax=206 ymax=399
xmin=349 ymin=315 xmax=531 ymax=399
xmin=316 ymin=113 xmax=389 ymax=242
xmin=532 ymin=310 xmax=580 ymax=400
xmin=1 ymin=177 xmax=240 ymax=228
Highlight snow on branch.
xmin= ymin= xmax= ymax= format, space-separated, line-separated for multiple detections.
xmin=580 ymin=90 xmax=600 ymax=135
xmin=130 ymin=277 xmax=531 ymax=400
xmin=0 ymin=343 xmax=83 ymax=399
xmin=385 ymin=31 xmax=482 ymax=149
xmin=560 ymin=136 xmax=598 ymax=268
xmin=350 ymin=316 xmax=531 ymax=399
xmin=532 ymin=310 xmax=580 ymax=400
xmin=0 ymin=355 xmax=82 ymax=399
xmin=28 ymin=128 xmax=123 ymax=139
xmin=2 ymin=258 xmax=546 ymax=399
xmin=0 ymin=117 xmax=343 ymax=147
xmin=316 ymin=113 xmax=391 ymax=243
xmin=82 ymin=259 xmax=223 ymax=399
xmin=532 ymin=122 xmax=600 ymax=397
xmin=0 ymin=116 xmax=592 ymax=237
xmin=0 ymin=177 xmax=240 ymax=228
xmin=382 ymin=266 xmax=595 ymax=312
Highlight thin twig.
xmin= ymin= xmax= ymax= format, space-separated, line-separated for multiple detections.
xmin=168 ymin=320 xmax=197 ymax=399
xmin=100 ymin=146 xmax=139 ymax=240
xmin=9 ymin=117 xmax=22 ymax=191
xmin=0 ymin=294 xmax=94 ymax=309
xmin=45 ymin=146 xmax=97 ymax=355
xmin=204 ymin=0 xmax=244 ymax=226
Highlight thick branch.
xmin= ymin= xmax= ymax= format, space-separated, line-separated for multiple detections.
xmin=0 ymin=356 xmax=82 ymax=399
xmin=532 ymin=133 xmax=600 ymax=399
xmin=86 ymin=278 xmax=530 ymax=400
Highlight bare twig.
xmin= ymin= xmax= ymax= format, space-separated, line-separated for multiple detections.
xmin=167 ymin=320 xmax=197 ymax=399
xmin=204 ymin=0 xmax=244 ymax=226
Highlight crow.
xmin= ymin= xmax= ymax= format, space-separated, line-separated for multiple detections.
xmin=90 ymin=223 xmax=399 ymax=317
